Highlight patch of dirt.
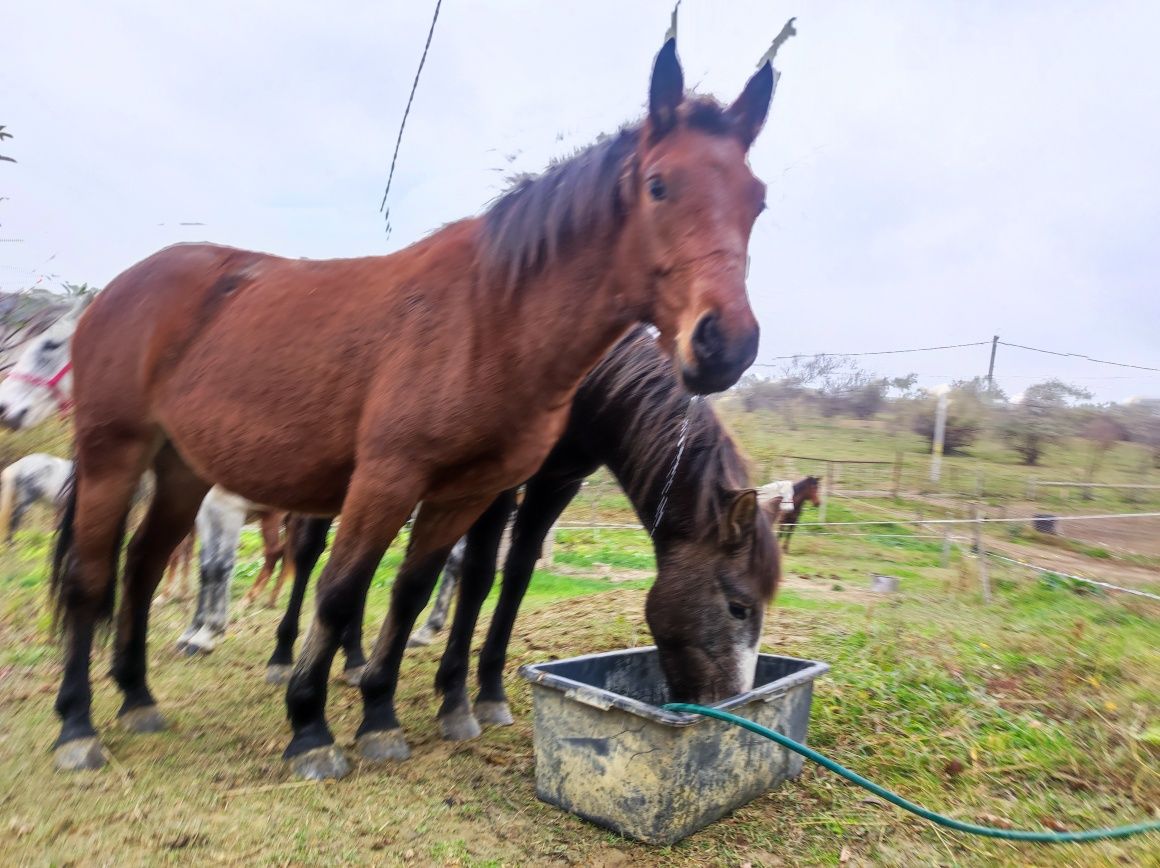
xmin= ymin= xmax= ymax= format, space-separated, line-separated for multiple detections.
xmin=985 ymin=536 xmax=1160 ymax=592
xmin=1057 ymin=515 xmax=1160 ymax=558
xmin=780 ymin=571 xmax=883 ymax=605
xmin=546 ymin=563 xmax=654 ymax=583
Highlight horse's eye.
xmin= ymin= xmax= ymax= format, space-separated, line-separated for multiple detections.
xmin=728 ymin=602 xmax=750 ymax=621
xmin=647 ymin=175 xmax=667 ymax=201
xmin=43 ymin=340 xmax=61 ymax=352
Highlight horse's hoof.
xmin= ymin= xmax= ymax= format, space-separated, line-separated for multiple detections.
xmin=54 ymin=737 xmax=107 ymax=771
xmin=340 ymin=665 xmax=365 ymax=687
xmin=356 ymin=729 xmax=410 ymax=762
xmin=265 ymin=664 xmax=293 ymax=685
xmin=474 ymin=700 xmax=515 ymax=727
xmin=288 ymin=745 xmax=350 ymax=781
xmin=406 ymin=626 xmax=436 ymax=648
xmin=179 ymin=641 xmax=209 ymax=657
xmin=119 ymin=705 xmax=168 ymax=733
xmin=439 ymin=709 xmax=482 ymax=742
xmin=180 ymin=627 xmax=216 ymax=656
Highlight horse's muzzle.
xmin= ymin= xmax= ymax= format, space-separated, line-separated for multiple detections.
xmin=680 ymin=313 xmax=759 ymax=395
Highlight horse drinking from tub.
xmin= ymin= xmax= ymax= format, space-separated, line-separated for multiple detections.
xmin=268 ymin=326 xmax=780 ymax=740
xmin=52 ymin=38 xmax=775 ymax=779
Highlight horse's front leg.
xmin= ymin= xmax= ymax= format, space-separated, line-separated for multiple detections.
xmin=354 ymin=495 xmax=498 ymax=764
xmin=266 ymin=516 xmax=331 ymax=684
xmin=476 ymin=476 xmax=581 ymax=723
xmin=434 ymin=491 xmax=516 ymax=740
xmin=283 ymin=471 xmax=418 ymax=780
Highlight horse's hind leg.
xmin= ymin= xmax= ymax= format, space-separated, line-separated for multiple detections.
xmin=266 ymin=514 xmax=297 ymax=608
xmin=53 ymin=438 xmax=152 ymax=771
xmin=407 ymin=537 xmax=466 ymax=648
xmin=242 ymin=511 xmax=284 ymax=609
xmin=112 ymin=443 xmax=208 ymax=732
xmin=435 ymin=491 xmax=515 ymax=740
xmin=266 ymin=516 xmax=331 ymax=684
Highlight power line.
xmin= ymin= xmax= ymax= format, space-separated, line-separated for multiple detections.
xmin=751 ymin=341 xmax=990 ymax=365
xmin=751 ymin=338 xmax=1159 ymax=377
xmin=379 ymin=0 xmax=443 ymax=238
xmin=998 ymin=340 xmax=1160 ymax=374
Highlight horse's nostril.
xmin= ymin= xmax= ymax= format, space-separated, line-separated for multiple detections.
xmin=691 ymin=313 xmax=722 ymax=362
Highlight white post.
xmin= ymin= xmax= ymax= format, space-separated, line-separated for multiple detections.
xmin=930 ymin=387 xmax=950 ymax=483
xmin=972 ymin=505 xmax=992 ymax=604
xmin=541 ymin=522 xmax=557 ymax=567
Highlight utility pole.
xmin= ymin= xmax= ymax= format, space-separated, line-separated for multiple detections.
xmin=986 ymin=335 xmax=999 ymax=393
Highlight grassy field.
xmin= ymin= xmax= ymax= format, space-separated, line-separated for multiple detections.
xmin=1 ymin=410 xmax=1158 ymax=866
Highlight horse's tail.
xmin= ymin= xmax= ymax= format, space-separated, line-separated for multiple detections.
xmin=49 ymin=472 xmax=122 ymax=633
xmin=0 ymin=463 xmax=17 ymax=544
xmin=49 ymin=472 xmax=80 ymax=631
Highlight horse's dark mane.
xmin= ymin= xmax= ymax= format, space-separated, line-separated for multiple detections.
xmin=793 ymin=476 xmax=820 ymax=495
xmin=480 ymin=97 xmax=737 ymax=290
xmin=576 ymin=326 xmax=777 ymax=597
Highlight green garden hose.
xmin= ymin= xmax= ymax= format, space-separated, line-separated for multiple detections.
xmin=663 ymin=703 xmax=1160 ymax=844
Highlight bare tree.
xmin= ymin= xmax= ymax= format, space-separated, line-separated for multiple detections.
xmin=1000 ymin=380 xmax=1092 ymax=466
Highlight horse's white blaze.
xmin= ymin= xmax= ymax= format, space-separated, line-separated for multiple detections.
xmin=735 ymin=639 xmax=759 ymax=695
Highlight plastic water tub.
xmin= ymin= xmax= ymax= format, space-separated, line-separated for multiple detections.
xmin=519 ymin=647 xmax=829 ymax=844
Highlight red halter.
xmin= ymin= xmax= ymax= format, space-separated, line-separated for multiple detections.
xmin=8 ymin=361 xmax=74 ymax=415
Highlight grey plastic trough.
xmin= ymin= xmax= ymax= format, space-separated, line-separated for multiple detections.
xmin=519 ymin=647 xmax=829 ymax=844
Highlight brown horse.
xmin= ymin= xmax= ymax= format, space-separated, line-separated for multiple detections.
xmin=266 ymin=326 xmax=780 ymax=742
xmin=51 ymin=38 xmax=775 ymax=779
xmin=777 ymin=476 xmax=822 ymax=553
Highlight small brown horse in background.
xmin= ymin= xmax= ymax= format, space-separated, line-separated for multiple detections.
xmin=52 ymin=37 xmax=775 ymax=779
xmin=777 ymin=476 xmax=822 ymax=553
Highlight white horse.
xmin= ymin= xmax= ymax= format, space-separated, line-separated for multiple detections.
xmin=0 ymin=453 xmax=73 ymax=542
xmin=0 ymin=297 xmax=91 ymax=430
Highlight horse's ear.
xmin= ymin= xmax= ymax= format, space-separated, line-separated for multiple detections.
xmin=726 ymin=61 xmax=774 ymax=149
xmin=721 ymin=488 xmax=758 ymax=549
xmin=649 ymin=38 xmax=684 ymax=137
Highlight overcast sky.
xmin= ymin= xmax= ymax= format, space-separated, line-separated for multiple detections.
xmin=3 ymin=1 xmax=1158 ymax=400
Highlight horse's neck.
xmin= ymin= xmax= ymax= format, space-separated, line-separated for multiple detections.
xmin=483 ymin=231 xmax=648 ymax=406
xmin=598 ymin=407 xmax=712 ymax=538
